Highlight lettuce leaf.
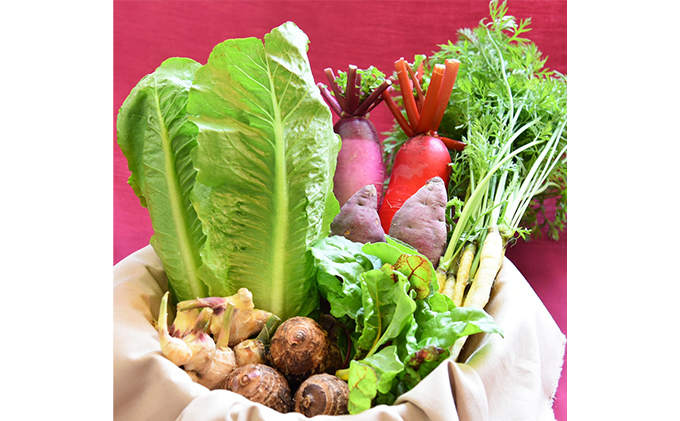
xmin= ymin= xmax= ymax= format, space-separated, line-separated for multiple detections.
xmin=187 ymin=22 xmax=341 ymax=320
xmin=116 ymin=57 xmax=208 ymax=303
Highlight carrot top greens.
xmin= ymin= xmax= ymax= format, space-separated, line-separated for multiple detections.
xmin=433 ymin=0 xmax=567 ymax=253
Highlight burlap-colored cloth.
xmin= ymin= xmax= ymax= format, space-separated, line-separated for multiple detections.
xmin=114 ymin=245 xmax=565 ymax=421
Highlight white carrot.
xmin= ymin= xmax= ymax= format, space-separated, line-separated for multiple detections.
xmin=440 ymin=273 xmax=456 ymax=299
xmin=451 ymin=242 xmax=476 ymax=306
xmin=449 ymin=226 xmax=503 ymax=361
xmin=463 ymin=225 xmax=503 ymax=309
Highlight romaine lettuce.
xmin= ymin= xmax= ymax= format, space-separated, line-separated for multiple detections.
xmin=187 ymin=22 xmax=341 ymax=320
xmin=117 ymin=57 xmax=208 ymax=303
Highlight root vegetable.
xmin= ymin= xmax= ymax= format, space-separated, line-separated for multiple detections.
xmin=293 ymin=374 xmax=349 ymax=417
xmin=330 ymin=184 xmax=386 ymax=244
xmin=318 ymin=314 xmax=348 ymax=375
xmin=388 ymin=177 xmax=448 ymax=266
xmin=318 ymin=66 xmax=393 ymax=208
xmin=269 ymin=317 xmax=329 ymax=382
xmin=451 ymin=242 xmax=477 ymax=306
xmin=191 ymin=303 xmax=237 ymax=390
xmin=158 ymin=292 xmax=192 ymax=366
xmin=224 ymin=364 xmax=292 ymax=413
xmin=378 ymin=58 xmax=462 ymax=233
xmin=233 ymin=339 xmax=267 ymax=367
xmin=177 ymin=288 xmax=272 ymax=346
xmin=181 ymin=308 xmax=217 ymax=377
xmin=450 ymin=225 xmax=504 ymax=361
xmin=158 ymin=293 xmax=237 ymax=389
xmin=463 ymin=225 xmax=503 ymax=309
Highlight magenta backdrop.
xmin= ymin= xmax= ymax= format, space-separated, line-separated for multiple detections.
xmin=113 ymin=1 xmax=567 ymax=419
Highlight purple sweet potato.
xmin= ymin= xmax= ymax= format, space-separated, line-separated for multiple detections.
xmin=330 ymin=184 xmax=386 ymax=244
xmin=388 ymin=177 xmax=447 ymax=266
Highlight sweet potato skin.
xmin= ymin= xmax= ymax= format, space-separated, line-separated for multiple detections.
xmin=330 ymin=184 xmax=386 ymax=244
xmin=388 ymin=177 xmax=447 ymax=266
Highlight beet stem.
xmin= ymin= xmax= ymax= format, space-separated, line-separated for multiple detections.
xmin=317 ymin=83 xmax=342 ymax=117
xmin=344 ymin=65 xmax=359 ymax=115
xmin=353 ymin=76 xmax=394 ymax=116
xmin=324 ymin=68 xmax=346 ymax=111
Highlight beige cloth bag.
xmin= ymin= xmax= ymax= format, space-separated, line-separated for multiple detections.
xmin=114 ymin=245 xmax=565 ymax=421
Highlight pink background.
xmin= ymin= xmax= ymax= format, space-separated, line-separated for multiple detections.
xmin=113 ymin=1 xmax=567 ymax=419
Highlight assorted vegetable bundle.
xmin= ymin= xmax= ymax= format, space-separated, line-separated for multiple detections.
xmin=116 ymin=0 xmax=566 ymax=417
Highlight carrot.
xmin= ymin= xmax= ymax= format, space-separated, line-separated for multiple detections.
xmin=378 ymin=57 xmax=463 ymax=234
xmin=463 ymin=225 xmax=502 ymax=309
xmin=440 ymin=273 xmax=455 ymax=298
xmin=451 ymin=242 xmax=477 ymax=306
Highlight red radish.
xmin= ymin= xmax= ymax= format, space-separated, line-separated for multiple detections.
xmin=378 ymin=58 xmax=465 ymax=233
xmin=318 ymin=66 xmax=393 ymax=208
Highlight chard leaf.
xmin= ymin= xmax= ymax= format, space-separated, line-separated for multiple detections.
xmin=363 ymin=238 xmax=439 ymax=298
xmin=416 ymin=304 xmax=504 ymax=349
xmin=393 ymin=254 xmax=437 ymax=300
xmin=362 ymin=345 xmax=404 ymax=394
xmin=116 ymin=57 xmax=208 ymax=302
xmin=347 ymin=360 xmax=377 ymax=415
xmin=310 ymin=236 xmax=378 ymax=319
xmin=346 ymin=345 xmax=404 ymax=414
xmin=400 ymin=345 xmax=450 ymax=390
xmin=356 ymin=265 xmax=417 ymax=355
xmin=187 ymin=22 xmax=341 ymax=320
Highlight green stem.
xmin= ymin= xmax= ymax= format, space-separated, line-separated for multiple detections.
xmin=438 ymin=125 xmax=540 ymax=272
xmin=216 ymin=303 xmax=235 ymax=349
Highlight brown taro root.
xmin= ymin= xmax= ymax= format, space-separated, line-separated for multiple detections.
xmin=330 ymin=184 xmax=386 ymax=244
xmin=269 ymin=317 xmax=329 ymax=382
xmin=177 ymin=288 xmax=272 ymax=346
xmin=388 ymin=176 xmax=448 ymax=266
xmin=293 ymin=374 xmax=349 ymax=417
xmin=318 ymin=314 xmax=347 ymax=374
xmin=223 ymin=364 xmax=291 ymax=413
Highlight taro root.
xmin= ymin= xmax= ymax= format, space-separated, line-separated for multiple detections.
xmin=223 ymin=363 xmax=291 ymax=413
xmin=318 ymin=314 xmax=347 ymax=374
xmin=269 ymin=317 xmax=329 ymax=382
xmin=293 ymin=374 xmax=349 ymax=417
xmin=233 ymin=339 xmax=267 ymax=367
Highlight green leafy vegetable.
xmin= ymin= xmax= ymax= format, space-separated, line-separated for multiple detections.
xmin=310 ymin=236 xmax=502 ymax=414
xmin=311 ymin=235 xmax=378 ymax=319
xmin=187 ymin=22 xmax=341 ymax=321
xmin=116 ymin=57 xmax=208 ymax=303
xmin=347 ymin=360 xmax=378 ymax=414
xmin=399 ymin=345 xmax=449 ymax=390
xmin=433 ymin=0 xmax=567 ymax=247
